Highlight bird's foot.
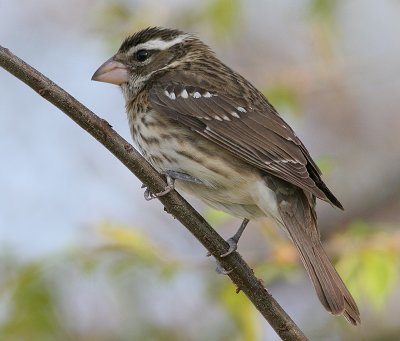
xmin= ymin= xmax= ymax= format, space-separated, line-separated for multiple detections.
xmin=142 ymin=170 xmax=203 ymax=201
xmin=220 ymin=218 xmax=250 ymax=257
xmin=206 ymin=252 xmax=233 ymax=274
xmin=215 ymin=261 xmax=233 ymax=275
xmin=143 ymin=175 xmax=175 ymax=201
xmin=220 ymin=237 xmax=239 ymax=257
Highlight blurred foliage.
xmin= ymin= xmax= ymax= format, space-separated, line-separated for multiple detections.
xmin=96 ymin=222 xmax=181 ymax=279
xmin=315 ymin=156 xmax=335 ymax=175
xmin=98 ymin=222 xmax=172 ymax=264
xmin=93 ymin=0 xmax=243 ymax=51
xmin=202 ymin=0 xmax=242 ymax=38
xmin=334 ymin=221 xmax=400 ymax=310
xmin=0 ymin=262 xmax=64 ymax=341
xmin=204 ymin=207 xmax=232 ymax=226
xmin=307 ymin=0 xmax=340 ymax=62
xmin=309 ymin=0 xmax=337 ymax=22
xmin=1 ymin=218 xmax=399 ymax=340
xmin=217 ymin=281 xmax=261 ymax=340
xmin=178 ymin=0 xmax=242 ymax=40
xmin=263 ymin=84 xmax=302 ymax=118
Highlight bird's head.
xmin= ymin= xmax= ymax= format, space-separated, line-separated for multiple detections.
xmin=92 ymin=27 xmax=212 ymax=98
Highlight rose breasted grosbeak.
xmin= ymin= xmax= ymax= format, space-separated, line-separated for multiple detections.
xmin=92 ymin=27 xmax=360 ymax=324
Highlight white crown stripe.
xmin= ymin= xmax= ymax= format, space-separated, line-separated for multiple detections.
xmin=129 ymin=34 xmax=190 ymax=54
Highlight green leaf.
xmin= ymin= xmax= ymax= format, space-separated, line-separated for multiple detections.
xmin=263 ymin=85 xmax=301 ymax=118
xmin=218 ymin=281 xmax=260 ymax=340
xmin=98 ymin=223 xmax=172 ymax=265
xmin=332 ymin=220 xmax=400 ymax=311
xmin=204 ymin=208 xmax=232 ymax=226
xmin=309 ymin=0 xmax=337 ymax=21
xmin=362 ymin=250 xmax=398 ymax=308
xmin=205 ymin=0 xmax=242 ymax=39
xmin=1 ymin=263 xmax=61 ymax=339
xmin=344 ymin=220 xmax=376 ymax=238
xmin=307 ymin=0 xmax=339 ymax=61
xmin=315 ymin=157 xmax=335 ymax=175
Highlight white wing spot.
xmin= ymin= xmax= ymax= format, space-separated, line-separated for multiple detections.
xmin=205 ymin=126 xmax=212 ymax=131
xmin=181 ymin=89 xmax=189 ymax=98
xmin=237 ymin=106 xmax=247 ymax=113
xmin=275 ymin=159 xmax=299 ymax=164
xmin=214 ymin=115 xmax=222 ymax=121
xmin=202 ymin=116 xmax=211 ymax=120
xmin=164 ymin=90 xmax=176 ymax=100
xmin=222 ymin=115 xmax=231 ymax=121
xmin=192 ymin=92 xmax=201 ymax=98
xmin=230 ymin=111 xmax=240 ymax=118
xmin=203 ymin=92 xmax=212 ymax=98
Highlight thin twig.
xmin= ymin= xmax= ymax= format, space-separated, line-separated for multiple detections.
xmin=0 ymin=45 xmax=308 ymax=341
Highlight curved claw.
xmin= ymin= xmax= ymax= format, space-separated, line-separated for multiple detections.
xmin=143 ymin=175 xmax=175 ymax=201
xmin=220 ymin=238 xmax=238 ymax=257
xmin=216 ymin=261 xmax=233 ymax=275
xmin=144 ymin=188 xmax=156 ymax=201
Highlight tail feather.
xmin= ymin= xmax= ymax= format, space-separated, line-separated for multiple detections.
xmin=266 ymin=177 xmax=360 ymax=325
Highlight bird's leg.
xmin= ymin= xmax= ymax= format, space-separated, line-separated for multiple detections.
xmin=220 ymin=218 xmax=250 ymax=257
xmin=206 ymin=219 xmax=250 ymax=274
xmin=143 ymin=170 xmax=203 ymax=201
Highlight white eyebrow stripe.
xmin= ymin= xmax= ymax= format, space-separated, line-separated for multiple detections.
xmin=129 ymin=34 xmax=190 ymax=54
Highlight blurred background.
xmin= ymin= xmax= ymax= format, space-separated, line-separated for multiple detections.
xmin=1 ymin=0 xmax=400 ymax=340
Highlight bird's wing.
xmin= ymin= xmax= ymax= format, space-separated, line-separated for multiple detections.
xmin=149 ymin=72 xmax=342 ymax=208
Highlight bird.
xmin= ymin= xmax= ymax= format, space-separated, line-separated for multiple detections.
xmin=91 ymin=27 xmax=360 ymax=325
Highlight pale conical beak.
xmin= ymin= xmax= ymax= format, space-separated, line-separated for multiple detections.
xmin=91 ymin=57 xmax=129 ymax=85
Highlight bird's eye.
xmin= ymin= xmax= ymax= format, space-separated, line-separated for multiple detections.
xmin=136 ymin=49 xmax=149 ymax=62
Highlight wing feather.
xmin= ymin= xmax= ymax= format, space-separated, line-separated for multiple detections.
xmin=149 ymin=72 xmax=342 ymax=208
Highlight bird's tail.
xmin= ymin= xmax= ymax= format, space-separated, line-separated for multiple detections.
xmin=264 ymin=177 xmax=360 ymax=325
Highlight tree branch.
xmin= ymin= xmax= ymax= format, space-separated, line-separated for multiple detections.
xmin=0 ymin=45 xmax=308 ymax=341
